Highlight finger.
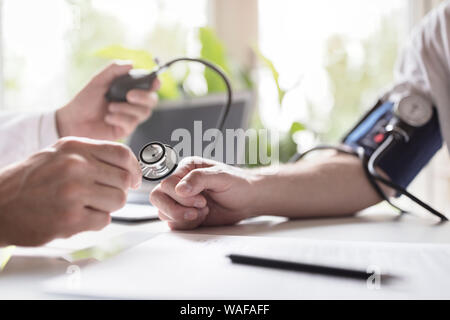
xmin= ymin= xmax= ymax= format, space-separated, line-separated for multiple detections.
xmin=108 ymin=102 xmax=153 ymax=120
xmin=151 ymin=78 xmax=161 ymax=91
xmin=85 ymin=183 xmax=127 ymax=213
xmin=159 ymin=176 xmax=207 ymax=208
xmin=175 ymin=167 xmax=231 ymax=197
xmin=150 ymin=189 xmax=199 ymax=222
xmin=105 ymin=112 xmax=139 ymax=131
xmin=86 ymin=141 xmax=142 ymax=188
xmin=158 ymin=210 xmax=173 ymax=222
xmin=167 ymin=221 xmax=201 ymax=230
xmin=172 ymin=156 xmax=219 ymax=179
xmin=111 ymin=125 xmax=127 ymax=141
xmin=93 ymin=63 xmax=133 ymax=87
xmin=166 ymin=207 xmax=210 ymax=230
xmin=77 ymin=208 xmax=112 ymax=232
xmin=126 ymin=90 xmax=158 ymax=107
xmin=92 ymin=160 xmax=133 ymax=190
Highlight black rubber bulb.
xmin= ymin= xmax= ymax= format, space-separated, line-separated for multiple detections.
xmin=105 ymin=71 xmax=158 ymax=102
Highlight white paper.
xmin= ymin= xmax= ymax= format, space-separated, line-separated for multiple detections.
xmin=111 ymin=203 xmax=158 ymax=220
xmin=45 ymin=232 xmax=450 ymax=299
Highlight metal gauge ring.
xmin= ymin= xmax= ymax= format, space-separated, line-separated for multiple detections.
xmin=394 ymin=94 xmax=433 ymax=127
xmin=139 ymin=142 xmax=178 ymax=181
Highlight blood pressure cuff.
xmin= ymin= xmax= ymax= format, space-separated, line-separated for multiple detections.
xmin=342 ymin=101 xmax=443 ymax=189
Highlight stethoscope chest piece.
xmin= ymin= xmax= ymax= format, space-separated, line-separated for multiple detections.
xmin=139 ymin=142 xmax=178 ymax=181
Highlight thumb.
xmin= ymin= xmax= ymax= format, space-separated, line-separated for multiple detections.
xmin=94 ymin=62 xmax=133 ymax=87
xmin=175 ymin=167 xmax=231 ymax=197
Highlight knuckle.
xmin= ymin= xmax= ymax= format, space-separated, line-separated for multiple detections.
xmin=149 ymin=188 xmax=161 ymax=205
xmin=189 ymin=169 xmax=203 ymax=181
xmin=109 ymin=62 xmax=120 ymax=70
xmin=158 ymin=211 xmax=168 ymax=221
xmin=115 ymin=144 xmax=132 ymax=160
xmin=58 ymin=181 xmax=83 ymax=201
xmin=60 ymin=155 xmax=87 ymax=176
xmin=214 ymin=169 xmax=228 ymax=178
xmin=56 ymin=137 xmax=82 ymax=151
xmin=168 ymin=202 xmax=183 ymax=216
xmin=160 ymin=178 xmax=175 ymax=192
xmin=188 ymin=156 xmax=202 ymax=165
xmin=116 ymin=189 xmax=127 ymax=208
xmin=119 ymin=170 xmax=132 ymax=188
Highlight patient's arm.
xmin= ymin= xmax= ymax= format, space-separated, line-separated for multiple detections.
xmin=252 ymin=154 xmax=395 ymax=217
xmin=150 ymin=155 xmax=393 ymax=230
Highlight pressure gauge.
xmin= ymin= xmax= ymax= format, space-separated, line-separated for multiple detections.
xmin=394 ymin=94 xmax=433 ymax=127
xmin=139 ymin=142 xmax=178 ymax=181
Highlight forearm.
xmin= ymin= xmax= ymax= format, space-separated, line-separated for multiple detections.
xmin=250 ymin=154 xmax=392 ymax=218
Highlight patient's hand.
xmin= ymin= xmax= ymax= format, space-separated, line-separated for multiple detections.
xmin=56 ymin=63 xmax=160 ymax=141
xmin=150 ymin=157 xmax=259 ymax=230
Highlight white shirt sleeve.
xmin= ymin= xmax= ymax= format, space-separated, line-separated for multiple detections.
xmin=388 ymin=1 xmax=450 ymax=151
xmin=0 ymin=111 xmax=60 ymax=168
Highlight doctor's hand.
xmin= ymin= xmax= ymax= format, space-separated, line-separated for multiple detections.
xmin=56 ymin=63 xmax=160 ymax=141
xmin=150 ymin=157 xmax=260 ymax=230
xmin=0 ymin=137 xmax=141 ymax=247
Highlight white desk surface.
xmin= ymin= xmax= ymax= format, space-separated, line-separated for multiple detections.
xmin=1 ymin=207 xmax=449 ymax=299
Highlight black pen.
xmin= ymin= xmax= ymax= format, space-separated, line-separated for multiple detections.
xmin=227 ymin=254 xmax=392 ymax=281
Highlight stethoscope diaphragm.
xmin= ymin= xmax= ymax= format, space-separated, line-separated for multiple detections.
xmin=139 ymin=142 xmax=178 ymax=181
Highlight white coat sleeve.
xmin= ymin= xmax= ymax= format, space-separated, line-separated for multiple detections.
xmin=388 ymin=1 xmax=450 ymax=151
xmin=0 ymin=111 xmax=60 ymax=168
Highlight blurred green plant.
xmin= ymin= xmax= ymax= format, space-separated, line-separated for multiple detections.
xmin=252 ymin=48 xmax=307 ymax=163
xmin=94 ymin=27 xmax=249 ymax=100
xmin=66 ymin=0 xmax=126 ymax=96
xmin=254 ymin=47 xmax=286 ymax=107
xmin=250 ymin=13 xmax=401 ymax=164
xmin=321 ymin=16 xmax=399 ymax=142
xmin=199 ymin=27 xmax=231 ymax=93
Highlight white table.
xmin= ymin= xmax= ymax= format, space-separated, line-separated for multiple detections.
xmin=1 ymin=207 xmax=449 ymax=299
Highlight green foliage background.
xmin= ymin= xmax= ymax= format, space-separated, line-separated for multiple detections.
xmin=27 ymin=1 xmax=401 ymax=165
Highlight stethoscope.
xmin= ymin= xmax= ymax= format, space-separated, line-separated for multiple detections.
xmin=106 ymin=57 xmax=233 ymax=181
xmin=139 ymin=141 xmax=178 ymax=181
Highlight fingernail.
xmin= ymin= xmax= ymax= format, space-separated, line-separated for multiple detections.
xmin=177 ymin=181 xmax=192 ymax=193
xmin=184 ymin=211 xmax=198 ymax=221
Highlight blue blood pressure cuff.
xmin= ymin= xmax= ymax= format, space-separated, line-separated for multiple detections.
xmin=342 ymin=100 xmax=442 ymax=189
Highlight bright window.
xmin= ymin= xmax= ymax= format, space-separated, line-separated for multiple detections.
xmin=1 ymin=0 xmax=208 ymax=111
xmin=258 ymin=0 xmax=408 ymax=143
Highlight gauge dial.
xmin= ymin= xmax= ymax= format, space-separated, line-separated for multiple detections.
xmin=394 ymin=95 xmax=433 ymax=127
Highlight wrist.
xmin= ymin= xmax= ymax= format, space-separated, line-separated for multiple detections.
xmin=247 ymin=166 xmax=284 ymax=216
xmin=55 ymin=105 xmax=73 ymax=137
